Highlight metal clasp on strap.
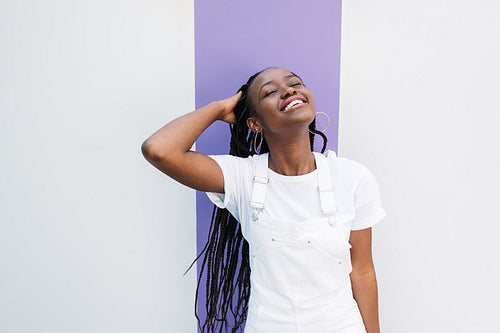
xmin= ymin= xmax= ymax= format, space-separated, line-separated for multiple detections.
xmin=318 ymin=185 xmax=333 ymax=192
xmin=249 ymin=157 xmax=269 ymax=221
xmin=250 ymin=208 xmax=262 ymax=221
xmin=318 ymin=186 xmax=338 ymax=212
xmin=249 ymin=202 xmax=264 ymax=210
xmin=318 ymin=184 xmax=338 ymax=226
xmin=328 ymin=215 xmax=337 ymax=227
xmin=253 ymin=176 xmax=269 ymax=184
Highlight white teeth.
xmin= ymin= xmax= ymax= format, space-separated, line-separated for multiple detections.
xmin=284 ymin=99 xmax=304 ymax=111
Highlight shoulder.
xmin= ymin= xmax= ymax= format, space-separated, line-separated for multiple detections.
xmin=325 ymin=151 xmax=383 ymax=207
xmin=208 ymin=153 xmax=262 ymax=180
xmin=323 ymin=150 xmax=371 ymax=181
xmin=205 ymin=154 xmax=260 ymax=214
xmin=209 ymin=154 xmax=257 ymax=168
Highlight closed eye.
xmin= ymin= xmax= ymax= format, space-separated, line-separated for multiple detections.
xmin=291 ymin=82 xmax=302 ymax=87
xmin=264 ymin=90 xmax=276 ymax=97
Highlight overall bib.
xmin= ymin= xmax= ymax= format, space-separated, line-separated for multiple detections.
xmin=243 ymin=152 xmax=367 ymax=333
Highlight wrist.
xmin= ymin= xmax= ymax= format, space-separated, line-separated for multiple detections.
xmin=208 ymin=100 xmax=227 ymax=121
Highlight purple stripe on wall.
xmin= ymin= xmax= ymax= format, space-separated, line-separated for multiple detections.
xmin=194 ymin=0 xmax=343 ymax=328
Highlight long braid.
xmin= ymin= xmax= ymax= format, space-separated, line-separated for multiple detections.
xmin=189 ymin=68 xmax=328 ymax=332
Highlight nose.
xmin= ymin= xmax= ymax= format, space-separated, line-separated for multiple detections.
xmin=281 ymin=85 xmax=297 ymax=99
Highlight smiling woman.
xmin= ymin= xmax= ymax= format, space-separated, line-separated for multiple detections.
xmin=141 ymin=67 xmax=385 ymax=333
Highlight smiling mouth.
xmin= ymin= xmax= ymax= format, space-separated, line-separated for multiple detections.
xmin=283 ymin=99 xmax=306 ymax=112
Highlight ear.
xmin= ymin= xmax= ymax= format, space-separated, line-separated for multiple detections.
xmin=246 ymin=117 xmax=263 ymax=132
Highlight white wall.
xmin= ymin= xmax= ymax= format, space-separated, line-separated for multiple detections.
xmin=339 ymin=1 xmax=500 ymax=332
xmin=0 ymin=1 xmax=197 ymax=332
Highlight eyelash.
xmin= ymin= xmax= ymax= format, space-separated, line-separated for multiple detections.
xmin=264 ymin=82 xmax=302 ymax=97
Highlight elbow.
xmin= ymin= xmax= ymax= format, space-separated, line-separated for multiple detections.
xmin=141 ymin=137 xmax=185 ymax=170
xmin=350 ymin=267 xmax=377 ymax=281
xmin=141 ymin=139 xmax=164 ymax=161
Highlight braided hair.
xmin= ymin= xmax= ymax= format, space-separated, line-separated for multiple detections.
xmin=190 ymin=68 xmax=328 ymax=332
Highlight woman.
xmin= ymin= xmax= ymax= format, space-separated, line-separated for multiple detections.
xmin=141 ymin=67 xmax=385 ymax=333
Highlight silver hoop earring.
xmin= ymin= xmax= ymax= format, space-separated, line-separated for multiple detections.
xmin=253 ymin=131 xmax=263 ymax=154
xmin=308 ymin=111 xmax=331 ymax=134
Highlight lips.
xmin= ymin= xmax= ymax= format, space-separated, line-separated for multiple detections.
xmin=280 ymin=95 xmax=307 ymax=112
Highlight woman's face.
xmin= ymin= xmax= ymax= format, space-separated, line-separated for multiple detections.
xmin=246 ymin=67 xmax=316 ymax=136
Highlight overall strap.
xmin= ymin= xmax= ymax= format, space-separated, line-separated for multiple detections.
xmin=314 ymin=152 xmax=339 ymax=226
xmin=249 ymin=153 xmax=269 ymax=219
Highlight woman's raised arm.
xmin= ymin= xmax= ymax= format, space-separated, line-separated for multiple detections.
xmin=141 ymin=92 xmax=241 ymax=193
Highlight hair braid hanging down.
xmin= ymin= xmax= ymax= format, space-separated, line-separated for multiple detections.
xmin=186 ymin=68 xmax=328 ymax=332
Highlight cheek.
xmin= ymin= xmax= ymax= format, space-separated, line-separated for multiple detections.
xmin=305 ymin=92 xmax=316 ymax=109
xmin=310 ymin=101 xmax=317 ymax=113
xmin=254 ymin=100 xmax=278 ymax=121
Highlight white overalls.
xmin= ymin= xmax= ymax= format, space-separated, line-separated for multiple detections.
xmin=243 ymin=152 xmax=367 ymax=333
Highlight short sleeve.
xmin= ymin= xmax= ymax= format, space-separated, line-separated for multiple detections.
xmin=205 ymin=155 xmax=253 ymax=222
xmin=350 ymin=167 xmax=386 ymax=230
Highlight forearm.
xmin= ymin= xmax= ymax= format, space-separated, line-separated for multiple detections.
xmin=141 ymin=101 xmax=224 ymax=158
xmin=350 ymin=270 xmax=380 ymax=333
xmin=140 ymin=99 xmax=233 ymax=193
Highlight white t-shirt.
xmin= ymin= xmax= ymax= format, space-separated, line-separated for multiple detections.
xmin=206 ymin=150 xmax=385 ymax=239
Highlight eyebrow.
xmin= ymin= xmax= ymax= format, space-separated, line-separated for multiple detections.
xmin=258 ymin=74 xmax=299 ymax=95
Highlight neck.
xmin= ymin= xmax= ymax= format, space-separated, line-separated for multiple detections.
xmin=266 ymin=131 xmax=316 ymax=176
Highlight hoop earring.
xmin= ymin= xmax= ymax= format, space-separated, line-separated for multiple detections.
xmin=308 ymin=111 xmax=330 ymax=134
xmin=253 ymin=131 xmax=263 ymax=153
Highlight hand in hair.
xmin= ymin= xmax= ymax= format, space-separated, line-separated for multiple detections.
xmin=217 ymin=91 xmax=241 ymax=124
